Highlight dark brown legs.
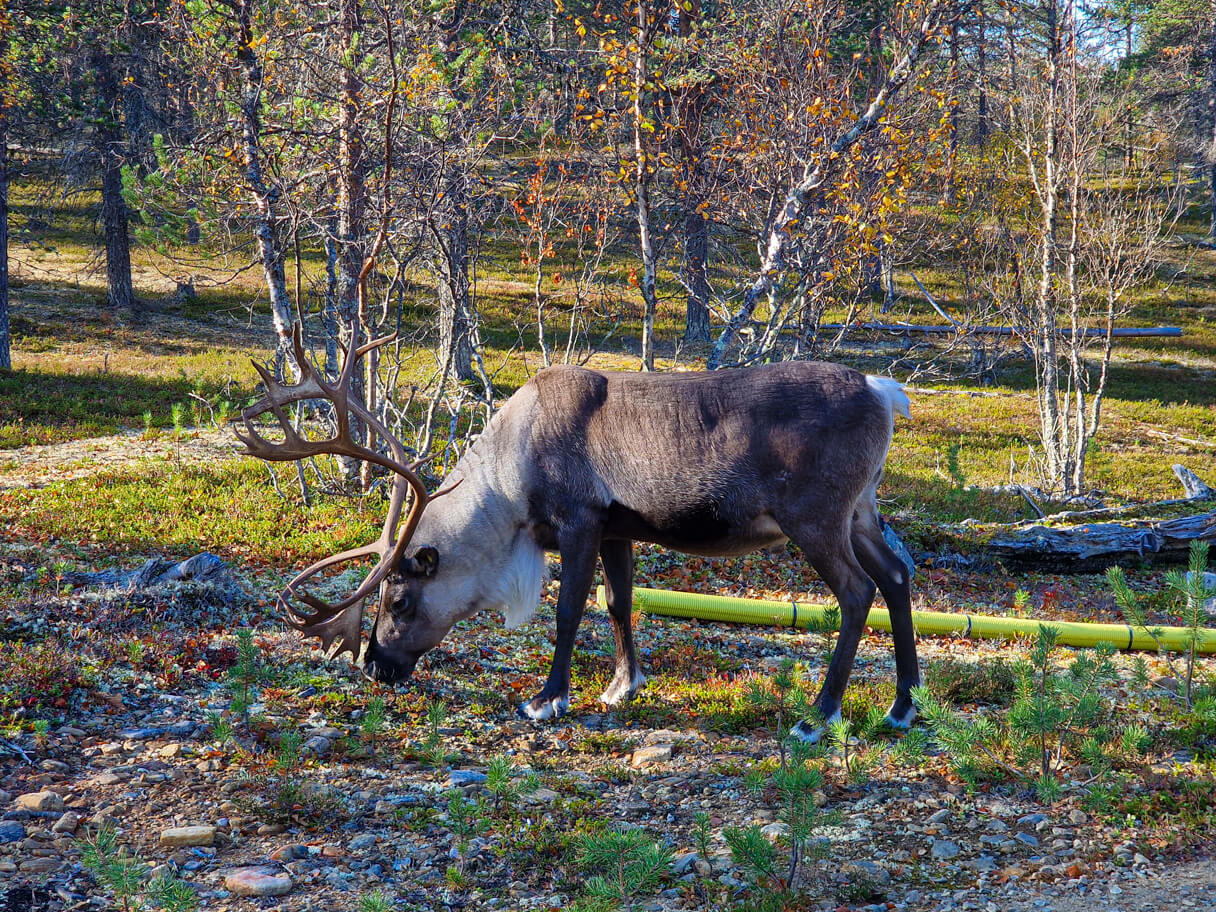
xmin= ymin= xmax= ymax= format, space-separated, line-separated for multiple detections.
xmin=519 ymin=531 xmax=600 ymax=720
xmin=598 ymin=539 xmax=646 ymax=704
xmin=786 ymin=496 xmax=919 ymax=742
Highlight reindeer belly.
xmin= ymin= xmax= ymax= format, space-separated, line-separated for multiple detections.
xmin=604 ymin=502 xmax=788 ymax=556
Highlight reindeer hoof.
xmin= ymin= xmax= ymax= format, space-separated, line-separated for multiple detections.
xmin=884 ymin=699 xmax=918 ymax=730
xmin=518 ymin=694 xmax=569 ymax=721
xmin=599 ymin=670 xmax=647 ymax=705
xmin=789 ymin=709 xmax=842 ymax=745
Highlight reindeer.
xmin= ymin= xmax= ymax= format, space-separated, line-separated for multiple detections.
xmin=238 ymin=329 xmax=917 ymax=740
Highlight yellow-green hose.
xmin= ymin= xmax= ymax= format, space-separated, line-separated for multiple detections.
xmin=597 ymin=586 xmax=1216 ymax=654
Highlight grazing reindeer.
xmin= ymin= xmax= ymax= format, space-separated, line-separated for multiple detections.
xmin=239 ymin=329 xmax=916 ymax=739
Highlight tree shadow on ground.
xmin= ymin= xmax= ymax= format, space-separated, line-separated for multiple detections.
xmin=0 ymin=367 xmax=223 ymax=447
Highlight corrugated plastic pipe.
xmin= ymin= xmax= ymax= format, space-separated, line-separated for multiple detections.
xmin=597 ymin=585 xmax=1216 ymax=654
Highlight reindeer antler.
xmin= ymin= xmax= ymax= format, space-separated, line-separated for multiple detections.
xmin=237 ymin=326 xmax=429 ymax=661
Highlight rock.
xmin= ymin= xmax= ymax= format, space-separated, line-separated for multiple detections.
xmin=446 ymin=770 xmax=488 ymax=788
xmin=630 ymin=744 xmax=673 ymax=767
xmin=16 ymin=791 xmax=63 ymax=812
xmin=350 ymin=834 xmax=377 ymax=851
xmin=1153 ymin=675 xmax=1180 ymax=693
xmin=931 ymin=839 xmax=961 ymax=860
xmin=928 ymin=808 xmax=951 ymax=825
xmin=224 ymin=867 xmax=293 ymax=897
xmin=1133 ymin=853 xmax=1151 ymax=866
xmin=303 ymin=736 xmax=331 ymax=757
xmin=1017 ymin=813 xmax=1046 ymax=826
xmin=760 ymin=822 xmax=789 ymax=841
xmin=0 ymin=821 xmax=25 ymax=844
xmin=159 ymin=826 xmax=216 ymax=848
xmin=51 ymin=812 xmax=80 ymax=834
xmin=1068 ymin=809 xmax=1088 ymax=825
xmin=1014 ymin=832 xmax=1039 ymax=848
xmin=526 ymin=788 xmax=560 ymax=803
xmin=270 ymin=845 xmax=309 ymax=863
xmin=19 ymin=858 xmax=61 ymax=874
xmin=672 ymin=853 xmax=700 ymax=876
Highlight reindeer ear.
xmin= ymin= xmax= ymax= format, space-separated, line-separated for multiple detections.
xmin=409 ymin=546 xmax=439 ymax=578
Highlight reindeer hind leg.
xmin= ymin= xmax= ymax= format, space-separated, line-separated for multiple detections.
xmin=598 ymin=538 xmax=646 ymax=704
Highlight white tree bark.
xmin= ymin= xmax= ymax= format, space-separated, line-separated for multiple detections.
xmin=708 ymin=0 xmax=952 ymax=369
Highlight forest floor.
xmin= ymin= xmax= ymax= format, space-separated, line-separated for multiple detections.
xmin=2 ymin=193 xmax=1216 ymax=911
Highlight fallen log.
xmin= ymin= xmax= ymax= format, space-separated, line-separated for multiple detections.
xmin=989 ymin=510 xmax=1216 ymax=572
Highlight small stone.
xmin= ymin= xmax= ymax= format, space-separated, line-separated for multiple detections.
xmin=446 ymin=770 xmax=488 ymax=788
xmin=672 ymin=853 xmax=699 ymax=875
xmin=158 ymin=743 xmax=183 ymax=759
xmin=270 ymin=845 xmax=308 ymax=863
xmin=1017 ymin=813 xmax=1046 ymax=826
xmin=1109 ymin=884 xmax=1123 ymax=896
xmin=303 ymin=736 xmax=331 ymax=757
xmin=350 ymin=834 xmax=377 ymax=851
xmin=630 ymin=744 xmax=673 ymax=767
xmin=760 ymin=822 xmax=789 ymax=841
xmin=160 ymin=826 xmax=216 ymax=848
xmin=20 ymin=858 xmax=61 ymax=874
xmin=224 ymin=867 xmax=293 ymax=897
xmin=1133 ymin=853 xmax=1151 ymax=866
xmin=931 ymin=839 xmax=961 ymax=860
xmin=527 ymin=788 xmax=560 ymax=803
xmin=928 ymin=808 xmax=951 ymax=825
xmin=1015 ymin=833 xmax=1039 ymax=848
xmin=16 ymin=791 xmax=63 ymax=812
xmin=1069 ymin=809 xmax=1089 ymax=825
xmin=0 ymin=821 xmax=25 ymax=844
xmin=51 ymin=812 xmax=80 ymax=834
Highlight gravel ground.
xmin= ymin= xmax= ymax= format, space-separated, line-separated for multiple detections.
xmin=1 ymin=436 xmax=1213 ymax=911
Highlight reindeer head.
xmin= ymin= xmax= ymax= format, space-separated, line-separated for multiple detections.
xmin=237 ymin=326 xmax=460 ymax=684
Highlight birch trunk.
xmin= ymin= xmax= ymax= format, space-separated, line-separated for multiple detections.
xmin=235 ymin=0 xmax=296 ymax=379
xmin=0 ymin=94 xmax=9 ymax=371
xmin=436 ymin=169 xmax=476 ymax=383
xmin=1209 ymin=0 xmax=1216 ymax=236
xmin=634 ymin=0 xmax=659 ymax=371
xmin=337 ymin=0 xmax=367 ymax=477
xmin=1034 ymin=0 xmax=1064 ymax=490
xmin=678 ymin=0 xmax=711 ymax=347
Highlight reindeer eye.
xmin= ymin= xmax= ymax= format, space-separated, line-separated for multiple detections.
xmin=394 ymin=591 xmax=416 ymax=618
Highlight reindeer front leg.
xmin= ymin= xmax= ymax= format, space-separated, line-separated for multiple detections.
xmin=519 ymin=532 xmax=601 ymax=721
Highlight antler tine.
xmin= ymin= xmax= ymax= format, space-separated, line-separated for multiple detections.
xmin=354 ymin=331 xmax=399 ymax=360
xmin=238 ymin=319 xmax=442 ymax=663
xmin=287 ymin=603 xmax=365 ymax=662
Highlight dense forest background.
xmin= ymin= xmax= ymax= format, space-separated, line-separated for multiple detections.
xmin=1 ymin=0 xmax=1214 ymax=496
